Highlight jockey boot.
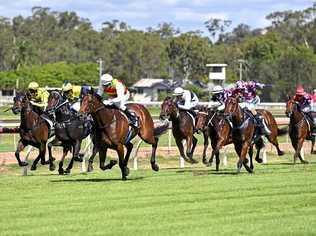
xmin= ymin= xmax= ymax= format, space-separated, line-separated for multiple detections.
xmin=124 ymin=108 xmax=139 ymax=129
xmin=255 ymin=114 xmax=271 ymax=136
xmin=312 ymin=118 xmax=316 ymax=136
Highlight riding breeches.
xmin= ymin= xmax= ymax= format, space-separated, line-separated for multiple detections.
xmin=71 ymin=102 xmax=81 ymax=112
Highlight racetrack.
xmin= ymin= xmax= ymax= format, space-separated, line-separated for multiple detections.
xmin=0 ymin=152 xmax=315 ymax=235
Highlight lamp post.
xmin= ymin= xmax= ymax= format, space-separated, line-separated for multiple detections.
xmin=97 ymin=58 xmax=104 ymax=95
xmin=237 ymin=59 xmax=247 ymax=81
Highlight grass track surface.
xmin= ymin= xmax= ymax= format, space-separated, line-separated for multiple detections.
xmin=0 ymin=153 xmax=316 ymax=235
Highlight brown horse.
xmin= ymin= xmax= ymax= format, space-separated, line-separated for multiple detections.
xmin=79 ymin=91 xmax=168 ymax=180
xmin=11 ymin=92 xmax=55 ymax=171
xmin=159 ymin=96 xmax=198 ymax=164
xmin=196 ymin=106 xmax=286 ymax=171
xmin=285 ymin=97 xmax=316 ymax=163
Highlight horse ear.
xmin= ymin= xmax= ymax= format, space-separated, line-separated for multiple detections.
xmin=89 ymin=87 xmax=94 ymax=94
xmin=287 ymin=95 xmax=291 ymax=100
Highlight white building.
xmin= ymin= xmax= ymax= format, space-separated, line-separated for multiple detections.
xmin=132 ymin=78 xmax=171 ymax=102
xmin=206 ymin=64 xmax=227 ymax=87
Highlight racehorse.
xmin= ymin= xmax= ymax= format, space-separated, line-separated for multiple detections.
xmin=79 ymin=90 xmax=169 ymax=180
xmin=285 ymin=96 xmax=316 ymax=163
xmin=46 ymin=90 xmax=103 ymax=174
xmin=196 ymin=106 xmax=286 ymax=171
xmin=11 ymin=91 xmax=55 ymax=171
xmin=159 ymin=96 xmax=199 ymax=164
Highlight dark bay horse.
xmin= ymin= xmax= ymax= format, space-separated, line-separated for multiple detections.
xmin=79 ymin=91 xmax=168 ymax=180
xmin=159 ymin=96 xmax=199 ymax=164
xmin=196 ymin=106 xmax=286 ymax=171
xmin=46 ymin=91 xmax=100 ymax=174
xmin=11 ymin=92 xmax=55 ymax=171
xmin=285 ymin=97 xmax=315 ymax=163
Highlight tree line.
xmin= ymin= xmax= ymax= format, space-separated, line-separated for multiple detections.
xmin=0 ymin=3 xmax=315 ymax=101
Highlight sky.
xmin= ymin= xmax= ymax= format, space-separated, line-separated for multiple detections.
xmin=0 ymin=0 xmax=313 ymax=33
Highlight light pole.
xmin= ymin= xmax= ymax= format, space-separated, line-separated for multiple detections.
xmin=237 ymin=59 xmax=246 ymax=81
xmin=97 ymin=58 xmax=104 ymax=95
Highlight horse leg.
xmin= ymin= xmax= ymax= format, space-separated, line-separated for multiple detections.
xmin=186 ymin=135 xmax=198 ymax=163
xmin=15 ymin=139 xmax=28 ymax=166
xmin=58 ymin=146 xmax=69 ymax=175
xmin=311 ymin=136 xmax=316 ymax=155
xmin=296 ymin=138 xmax=308 ymax=164
xmin=150 ymin=137 xmax=159 ymax=171
xmin=30 ymin=144 xmax=42 ymax=171
xmin=87 ymin=144 xmax=99 ymax=172
xmin=116 ymin=144 xmax=127 ymax=180
xmin=215 ymin=151 xmax=220 ymax=172
xmin=267 ymin=133 xmax=284 ymax=156
xmin=121 ymin=142 xmax=133 ymax=176
xmin=254 ymin=138 xmax=263 ymax=163
xmin=65 ymin=140 xmax=82 ymax=174
xmin=47 ymin=138 xmax=60 ymax=171
xmin=202 ymin=131 xmax=209 ymax=165
xmin=248 ymin=145 xmax=254 ymax=170
xmin=175 ymin=138 xmax=191 ymax=163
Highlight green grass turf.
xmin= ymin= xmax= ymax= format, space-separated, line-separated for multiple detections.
xmin=0 ymin=153 xmax=315 ymax=235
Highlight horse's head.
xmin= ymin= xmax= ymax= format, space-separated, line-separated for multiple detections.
xmin=159 ymin=96 xmax=177 ymax=120
xmin=223 ymin=96 xmax=240 ymax=119
xmin=46 ymin=90 xmax=63 ymax=114
xmin=12 ymin=91 xmax=26 ymax=114
xmin=195 ymin=107 xmax=209 ymax=132
xmin=285 ymin=95 xmax=298 ymax=118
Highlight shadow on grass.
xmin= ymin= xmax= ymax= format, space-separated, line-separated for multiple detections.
xmin=176 ymin=168 xmax=241 ymax=176
xmin=50 ymin=176 xmax=145 ymax=183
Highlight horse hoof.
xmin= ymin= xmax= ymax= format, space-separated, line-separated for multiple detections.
xmin=74 ymin=156 xmax=83 ymax=162
xmin=49 ymin=163 xmax=56 ymax=171
xmin=206 ymin=162 xmax=212 ymax=167
xmin=124 ymin=167 xmax=130 ymax=176
xmin=41 ymin=160 xmax=50 ymax=165
xmin=255 ymin=158 xmax=263 ymax=164
xmin=30 ymin=165 xmax=37 ymax=171
xmin=19 ymin=161 xmax=28 ymax=167
xmin=151 ymin=163 xmax=159 ymax=172
xmin=109 ymin=160 xmax=118 ymax=168
xmin=87 ymin=165 xmax=94 ymax=173
xmin=58 ymin=169 xmax=64 ymax=175
xmin=64 ymin=169 xmax=71 ymax=175
xmin=122 ymin=176 xmax=127 ymax=181
xmin=190 ymin=159 xmax=198 ymax=164
xmin=278 ymin=151 xmax=285 ymax=156
xmin=202 ymin=159 xmax=208 ymax=165
xmin=302 ymin=160 xmax=309 ymax=164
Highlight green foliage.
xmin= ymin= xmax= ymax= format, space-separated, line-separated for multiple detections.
xmin=0 ymin=4 xmax=315 ymax=101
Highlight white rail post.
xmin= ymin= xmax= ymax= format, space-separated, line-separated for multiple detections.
xmin=133 ymin=139 xmax=143 ymax=170
xmin=22 ymin=146 xmax=33 ymax=176
xmin=168 ymin=129 xmax=172 ymax=154
xmin=222 ymin=146 xmax=228 ymax=166
xmin=300 ymin=148 xmax=305 ymax=160
xmin=261 ymin=147 xmax=267 ymax=164
xmin=179 ymin=140 xmax=185 ymax=168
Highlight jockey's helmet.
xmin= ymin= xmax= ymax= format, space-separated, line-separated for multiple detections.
xmin=235 ymin=80 xmax=245 ymax=89
xmin=101 ymin=74 xmax=113 ymax=86
xmin=173 ymin=87 xmax=184 ymax=96
xmin=296 ymin=86 xmax=305 ymax=96
xmin=28 ymin=82 xmax=39 ymax=90
xmin=212 ymin=85 xmax=224 ymax=94
xmin=28 ymin=82 xmax=39 ymax=95
xmin=62 ymin=82 xmax=73 ymax=92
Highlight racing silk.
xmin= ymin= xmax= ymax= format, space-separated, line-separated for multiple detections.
xmin=68 ymin=85 xmax=91 ymax=103
xmin=210 ymin=89 xmax=231 ymax=111
xmin=294 ymin=93 xmax=313 ymax=113
xmin=232 ymin=81 xmax=265 ymax=103
xmin=211 ymin=88 xmax=231 ymax=104
xmin=104 ymin=79 xmax=128 ymax=99
xmin=177 ymin=90 xmax=199 ymax=110
xmin=30 ymin=88 xmax=49 ymax=108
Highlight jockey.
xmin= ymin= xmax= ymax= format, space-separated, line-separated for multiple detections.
xmin=173 ymin=87 xmax=199 ymax=116
xmin=293 ymin=86 xmax=316 ymax=136
xmin=62 ymin=82 xmax=91 ymax=112
xmin=233 ymin=80 xmax=271 ymax=136
xmin=28 ymin=82 xmax=49 ymax=111
xmin=100 ymin=73 xmax=139 ymax=128
xmin=209 ymin=85 xmax=231 ymax=111
xmin=27 ymin=82 xmax=53 ymax=128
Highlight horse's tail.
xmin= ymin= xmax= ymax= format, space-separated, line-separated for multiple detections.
xmin=153 ymin=120 xmax=169 ymax=137
xmin=277 ymin=127 xmax=288 ymax=136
